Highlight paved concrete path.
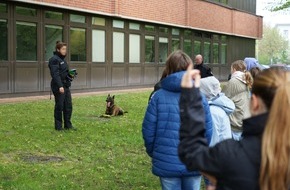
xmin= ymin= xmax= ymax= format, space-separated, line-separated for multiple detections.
xmin=0 ymin=88 xmax=153 ymax=104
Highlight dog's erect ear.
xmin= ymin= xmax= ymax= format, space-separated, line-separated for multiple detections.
xmin=108 ymin=94 xmax=110 ymax=97
xmin=112 ymin=95 xmax=115 ymax=99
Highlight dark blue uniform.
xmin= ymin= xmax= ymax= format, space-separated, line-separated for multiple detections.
xmin=48 ymin=52 xmax=73 ymax=130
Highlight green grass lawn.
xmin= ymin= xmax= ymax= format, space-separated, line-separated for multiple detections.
xmin=0 ymin=91 xmax=205 ymax=190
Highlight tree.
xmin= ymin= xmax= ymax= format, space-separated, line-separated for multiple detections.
xmin=270 ymin=0 xmax=290 ymax=11
xmin=257 ymin=24 xmax=289 ymax=65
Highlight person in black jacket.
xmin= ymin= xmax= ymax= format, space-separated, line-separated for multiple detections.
xmin=49 ymin=41 xmax=75 ymax=131
xmin=194 ymin=55 xmax=213 ymax=78
xmin=178 ymin=65 xmax=290 ymax=190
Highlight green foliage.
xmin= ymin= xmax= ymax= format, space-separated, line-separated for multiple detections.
xmin=0 ymin=92 xmax=162 ymax=190
xmin=271 ymin=0 xmax=290 ymax=11
xmin=257 ymin=24 xmax=289 ymax=65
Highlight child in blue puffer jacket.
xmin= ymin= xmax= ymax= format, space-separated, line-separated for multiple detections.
xmin=142 ymin=50 xmax=213 ymax=190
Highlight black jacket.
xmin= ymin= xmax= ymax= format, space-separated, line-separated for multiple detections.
xmin=178 ymin=87 xmax=268 ymax=190
xmin=194 ymin=63 xmax=213 ymax=78
xmin=48 ymin=52 xmax=70 ymax=89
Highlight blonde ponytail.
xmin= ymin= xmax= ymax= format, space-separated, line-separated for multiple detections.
xmin=258 ymin=70 xmax=290 ymax=190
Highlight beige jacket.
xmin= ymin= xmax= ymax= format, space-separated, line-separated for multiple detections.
xmin=223 ymin=76 xmax=251 ymax=132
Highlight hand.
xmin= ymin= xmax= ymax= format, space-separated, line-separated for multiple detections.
xmin=181 ymin=63 xmax=201 ymax=88
xmin=59 ymin=87 xmax=64 ymax=94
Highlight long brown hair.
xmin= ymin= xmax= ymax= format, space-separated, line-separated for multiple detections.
xmin=231 ymin=60 xmax=253 ymax=88
xmin=252 ymin=68 xmax=290 ymax=190
xmin=160 ymin=50 xmax=192 ymax=80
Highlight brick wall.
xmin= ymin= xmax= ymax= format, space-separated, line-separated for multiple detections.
xmin=30 ymin=0 xmax=262 ymax=38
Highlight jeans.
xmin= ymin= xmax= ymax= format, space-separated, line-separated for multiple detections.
xmin=160 ymin=176 xmax=201 ymax=190
xmin=232 ymin=131 xmax=242 ymax=141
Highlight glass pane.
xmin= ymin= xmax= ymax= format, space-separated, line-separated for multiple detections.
xmin=45 ymin=11 xmax=63 ymax=20
xmin=221 ymin=0 xmax=228 ymax=4
xmin=113 ymin=32 xmax=124 ymax=63
xmin=129 ymin=23 xmax=140 ymax=30
xmin=159 ymin=37 xmax=168 ymax=63
xmin=92 ymin=17 xmax=105 ymax=26
xmin=159 ymin=27 xmax=168 ymax=33
xmin=184 ymin=39 xmax=192 ymax=58
xmin=45 ymin=25 xmax=63 ymax=61
xmin=194 ymin=32 xmax=202 ymax=38
xmin=213 ymin=43 xmax=219 ymax=64
xmin=221 ymin=36 xmax=227 ymax=43
xmin=0 ymin=3 xmax=7 ymax=13
xmin=16 ymin=6 xmax=36 ymax=16
xmin=16 ymin=22 xmax=37 ymax=61
xmin=129 ymin=34 xmax=140 ymax=63
xmin=194 ymin=41 xmax=201 ymax=57
xmin=113 ymin=20 xmax=124 ymax=29
xmin=204 ymin=42 xmax=211 ymax=64
xmin=172 ymin=28 xmax=180 ymax=36
xmin=145 ymin=36 xmax=155 ymax=63
xmin=213 ymin=35 xmax=219 ymax=41
xmin=172 ymin=38 xmax=180 ymax=52
xmin=70 ymin=28 xmax=86 ymax=61
xmin=204 ymin=33 xmax=212 ymax=39
xmin=0 ymin=19 xmax=7 ymax=61
xmin=70 ymin=14 xmax=86 ymax=23
xmin=92 ymin=30 xmax=105 ymax=62
xmin=184 ymin=30 xmax=192 ymax=39
xmin=145 ymin=25 xmax=155 ymax=32
xmin=221 ymin=44 xmax=227 ymax=64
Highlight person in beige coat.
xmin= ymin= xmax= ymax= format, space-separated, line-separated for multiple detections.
xmin=223 ymin=60 xmax=253 ymax=140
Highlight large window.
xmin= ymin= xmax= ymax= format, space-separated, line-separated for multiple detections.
xmin=221 ymin=44 xmax=227 ymax=64
xmin=92 ymin=30 xmax=105 ymax=62
xmin=0 ymin=19 xmax=7 ymax=61
xmin=221 ymin=36 xmax=227 ymax=64
xmin=203 ymin=42 xmax=211 ymax=64
xmin=16 ymin=6 xmax=36 ymax=16
xmin=172 ymin=38 xmax=180 ymax=52
xmin=0 ymin=3 xmax=7 ymax=13
xmin=16 ymin=22 xmax=37 ymax=61
xmin=145 ymin=36 xmax=155 ymax=63
xmin=145 ymin=25 xmax=155 ymax=32
xmin=113 ymin=32 xmax=124 ymax=63
xmin=194 ymin=41 xmax=201 ymax=57
xmin=45 ymin=25 xmax=63 ymax=61
xmin=129 ymin=34 xmax=140 ymax=63
xmin=159 ymin=37 xmax=168 ymax=63
xmin=213 ymin=43 xmax=219 ymax=64
xmin=70 ymin=28 xmax=86 ymax=61
xmin=184 ymin=39 xmax=192 ymax=57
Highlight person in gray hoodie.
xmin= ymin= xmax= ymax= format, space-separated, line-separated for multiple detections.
xmin=200 ymin=76 xmax=235 ymax=190
xmin=200 ymin=76 xmax=235 ymax=146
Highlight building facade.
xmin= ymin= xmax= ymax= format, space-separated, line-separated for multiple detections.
xmin=0 ymin=0 xmax=262 ymax=95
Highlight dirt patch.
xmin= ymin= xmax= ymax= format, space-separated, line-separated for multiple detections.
xmin=20 ymin=153 xmax=64 ymax=163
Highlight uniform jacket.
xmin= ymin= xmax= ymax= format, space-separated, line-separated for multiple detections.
xmin=48 ymin=52 xmax=70 ymax=91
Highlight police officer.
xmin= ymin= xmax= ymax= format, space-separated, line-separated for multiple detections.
xmin=49 ymin=41 xmax=76 ymax=131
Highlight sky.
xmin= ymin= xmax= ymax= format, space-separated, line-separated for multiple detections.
xmin=256 ymin=0 xmax=290 ymax=26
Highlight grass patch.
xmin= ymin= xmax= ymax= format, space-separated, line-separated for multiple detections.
xmin=0 ymin=91 xmax=205 ymax=190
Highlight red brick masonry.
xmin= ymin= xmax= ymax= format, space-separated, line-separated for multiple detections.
xmin=26 ymin=0 xmax=262 ymax=39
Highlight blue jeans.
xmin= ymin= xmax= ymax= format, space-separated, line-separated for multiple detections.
xmin=232 ymin=131 xmax=242 ymax=141
xmin=160 ymin=176 xmax=201 ymax=190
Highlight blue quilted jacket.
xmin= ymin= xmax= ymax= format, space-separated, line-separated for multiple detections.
xmin=142 ymin=71 xmax=213 ymax=177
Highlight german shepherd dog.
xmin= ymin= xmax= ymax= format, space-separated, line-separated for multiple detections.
xmin=104 ymin=94 xmax=127 ymax=116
